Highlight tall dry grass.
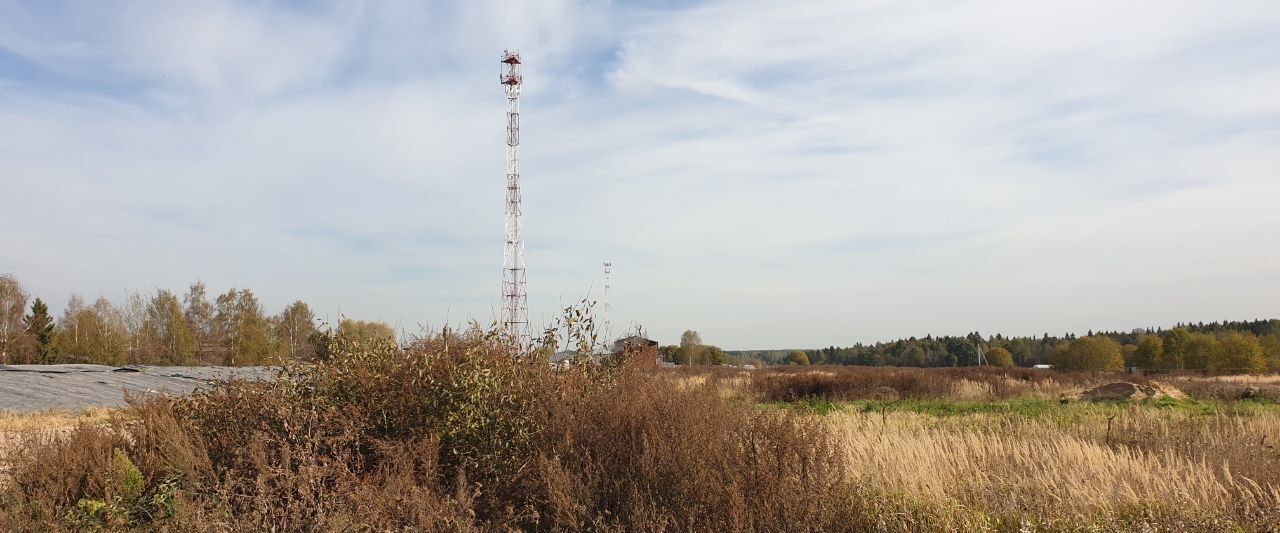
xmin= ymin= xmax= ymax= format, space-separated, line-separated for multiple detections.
xmin=0 ymin=408 xmax=116 ymax=434
xmin=830 ymin=409 xmax=1280 ymax=528
xmin=2 ymin=336 xmax=1279 ymax=530
xmin=0 ymin=327 xmax=862 ymax=531
xmin=1167 ymin=374 xmax=1280 ymax=401
xmin=746 ymin=365 xmax=1280 ymax=403
xmin=748 ymin=366 xmax=1121 ymax=403
xmin=0 ymin=408 xmax=117 ymax=486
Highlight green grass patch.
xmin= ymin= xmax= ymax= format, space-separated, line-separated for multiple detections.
xmin=851 ymin=398 xmax=1066 ymax=418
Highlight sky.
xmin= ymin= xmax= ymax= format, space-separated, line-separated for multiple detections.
xmin=1 ymin=0 xmax=1279 ymax=350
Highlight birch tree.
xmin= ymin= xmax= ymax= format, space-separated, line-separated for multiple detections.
xmin=0 ymin=275 xmax=29 ymax=364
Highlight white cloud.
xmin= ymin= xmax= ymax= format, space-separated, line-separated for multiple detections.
xmin=1 ymin=0 xmax=1278 ymax=348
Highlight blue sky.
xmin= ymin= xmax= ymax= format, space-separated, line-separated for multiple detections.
xmin=2 ymin=0 xmax=1279 ymax=349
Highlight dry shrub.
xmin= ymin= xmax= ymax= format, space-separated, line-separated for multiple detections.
xmin=751 ymin=366 xmax=1140 ymax=402
xmin=0 ymin=325 xmax=861 ymax=531
xmin=533 ymin=370 xmax=851 ymax=531
xmin=6 ymin=325 xmax=1277 ymax=531
xmin=4 ymin=422 xmax=133 ymax=524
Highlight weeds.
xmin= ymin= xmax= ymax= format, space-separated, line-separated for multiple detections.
xmin=2 ymin=324 xmax=1279 ymax=531
xmin=0 ymin=321 xmax=859 ymax=531
xmin=750 ymin=365 xmax=1131 ymax=403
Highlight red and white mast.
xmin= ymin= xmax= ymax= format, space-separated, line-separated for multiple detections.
xmin=500 ymin=50 xmax=529 ymax=352
xmin=602 ymin=261 xmax=612 ymax=343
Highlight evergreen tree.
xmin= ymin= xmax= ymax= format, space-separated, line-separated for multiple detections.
xmin=22 ymin=297 xmax=57 ymax=363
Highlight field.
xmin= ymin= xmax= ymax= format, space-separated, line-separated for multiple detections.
xmin=1 ymin=334 xmax=1278 ymax=531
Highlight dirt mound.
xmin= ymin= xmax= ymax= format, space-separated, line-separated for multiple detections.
xmin=1148 ymin=381 xmax=1188 ymax=400
xmin=1081 ymin=381 xmax=1187 ymax=402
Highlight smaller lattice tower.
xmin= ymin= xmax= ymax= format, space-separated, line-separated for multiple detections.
xmin=602 ymin=261 xmax=612 ymax=344
xmin=500 ymin=50 xmax=529 ymax=352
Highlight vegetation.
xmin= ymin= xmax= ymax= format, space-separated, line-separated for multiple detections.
xmin=985 ymin=346 xmax=1014 ymax=368
xmin=787 ymin=349 xmax=811 ymax=366
xmin=0 ymin=325 xmax=855 ymax=531
xmin=734 ymin=319 xmax=1280 ymax=375
xmin=1051 ymin=335 xmax=1124 ymax=371
xmin=0 ymin=275 xmax=396 ymax=366
xmin=747 ymin=364 xmax=1280 ymax=403
xmin=4 ymin=273 xmax=1278 ymax=374
xmin=2 ymin=322 xmax=1280 ymax=530
xmin=659 ymin=329 xmax=728 ymax=365
xmin=22 ymin=298 xmax=56 ymax=363
xmin=0 ymin=274 xmax=27 ymax=364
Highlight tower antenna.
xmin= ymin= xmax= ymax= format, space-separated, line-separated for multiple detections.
xmin=602 ymin=261 xmax=612 ymax=344
xmin=500 ymin=50 xmax=529 ymax=353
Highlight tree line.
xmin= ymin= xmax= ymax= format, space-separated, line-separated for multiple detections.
xmin=657 ymin=330 xmax=729 ymax=366
xmin=0 ymin=274 xmax=395 ymax=366
xmin=725 ymin=319 xmax=1280 ymax=374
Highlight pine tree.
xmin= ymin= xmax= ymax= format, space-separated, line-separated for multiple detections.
xmin=22 ymin=297 xmax=57 ymax=363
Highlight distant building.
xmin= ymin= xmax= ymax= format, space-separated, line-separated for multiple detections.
xmin=550 ymin=336 xmax=662 ymax=369
xmin=550 ymin=350 xmax=581 ymax=369
xmin=611 ymin=335 xmax=660 ymax=368
xmin=1032 ymin=364 xmax=1053 ymax=370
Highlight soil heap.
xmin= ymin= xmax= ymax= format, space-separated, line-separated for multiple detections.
xmin=1081 ymin=381 xmax=1187 ymax=402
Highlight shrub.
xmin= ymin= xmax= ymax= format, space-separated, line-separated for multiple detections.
xmin=749 ymin=365 xmax=1124 ymax=402
xmin=1 ymin=323 xmax=861 ymax=531
xmin=1215 ymin=332 xmax=1267 ymax=375
xmin=986 ymin=347 xmax=1014 ymax=368
xmin=1052 ymin=336 xmax=1125 ymax=371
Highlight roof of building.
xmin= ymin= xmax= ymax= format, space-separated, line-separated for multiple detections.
xmin=612 ymin=335 xmax=659 ymax=348
xmin=550 ymin=350 xmax=581 ymax=364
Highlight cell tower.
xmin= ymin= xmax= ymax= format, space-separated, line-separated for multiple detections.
xmin=500 ymin=50 xmax=529 ymax=352
xmin=602 ymin=261 xmax=612 ymax=343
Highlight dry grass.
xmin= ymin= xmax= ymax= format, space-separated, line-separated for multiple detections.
xmin=744 ymin=365 xmax=1280 ymax=404
xmin=0 ymin=408 xmax=118 ymax=483
xmin=3 ymin=346 xmax=1280 ymax=530
xmin=829 ymin=409 xmax=1280 ymax=527
xmin=1168 ymin=374 xmax=1280 ymax=401
xmin=0 ymin=330 xmax=861 ymax=531
xmin=0 ymin=407 xmax=116 ymax=434
xmin=1198 ymin=374 xmax=1280 ymax=384
xmin=748 ymin=366 xmax=1118 ymax=403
